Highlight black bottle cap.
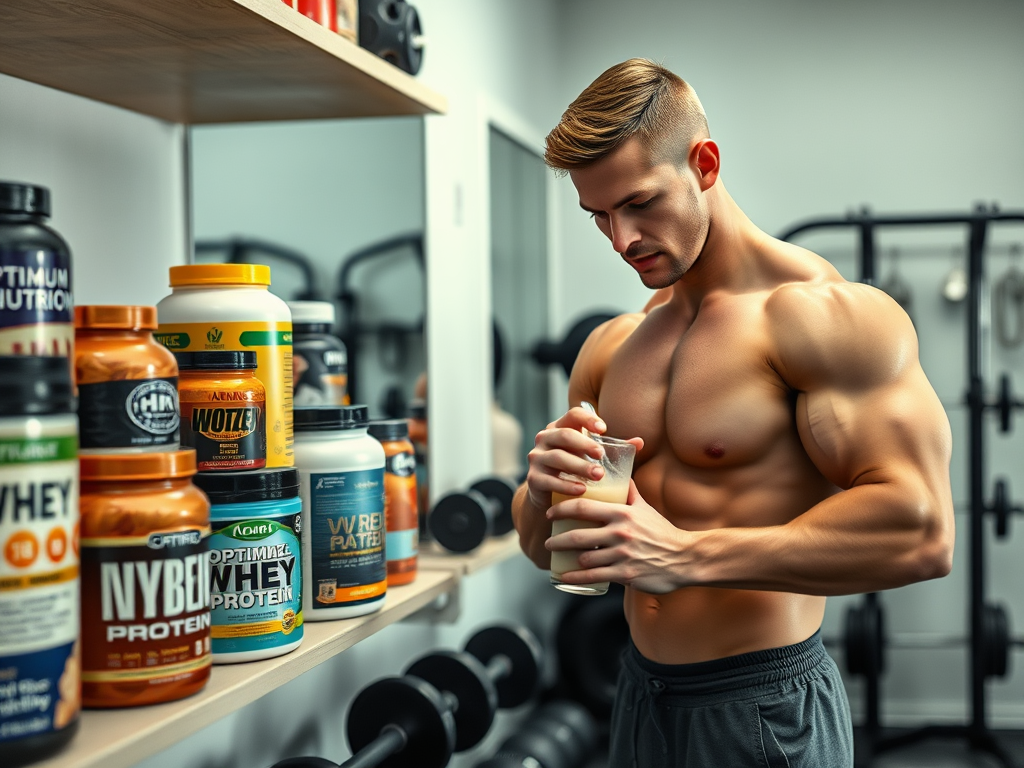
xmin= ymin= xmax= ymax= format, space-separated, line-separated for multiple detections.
xmin=0 ymin=356 xmax=74 ymax=415
xmin=175 ymin=351 xmax=258 ymax=370
xmin=192 ymin=468 xmax=300 ymax=504
xmin=294 ymin=405 xmax=369 ymax=431
xmin=368 ymin=419 xmax=409 ymax=442
xmin=407 ymin=399 xmax=427 ymax=420
xmin=0 ymin=181 xmax=51 ymax=217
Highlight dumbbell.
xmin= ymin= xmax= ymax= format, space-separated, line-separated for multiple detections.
xmin=405 ymin=624 xmax=544 ymax=752
xmin=359 ymin=0 xmax=425 ymax=75
xmin=271 ymin=675 xmax=457 ymax=768
xmin=475 ymin=699 xmax=600 ymax=768
xmin=428 ymin=476 xmax=517 ymax=552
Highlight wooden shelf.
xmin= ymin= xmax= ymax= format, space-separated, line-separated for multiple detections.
xmin=419 ymin=532 xmax=525 ymax=576
xmin=0 ymin=0 xmax=447 ymax=124
xmin=35 ymin=569 xmax=458 ymax=768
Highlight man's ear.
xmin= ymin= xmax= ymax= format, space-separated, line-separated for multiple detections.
xmin=691 ymin=139 xmax=720 ymax=190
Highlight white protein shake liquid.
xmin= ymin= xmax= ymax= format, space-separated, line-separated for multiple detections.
xmin=550 ymin=479 xmax=629 ymax=590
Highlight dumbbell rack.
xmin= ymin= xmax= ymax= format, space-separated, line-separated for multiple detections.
xmin=780 ymin=205 xmax=1024 ymax=767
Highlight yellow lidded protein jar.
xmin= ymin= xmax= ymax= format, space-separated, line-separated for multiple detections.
xmin=155 ymin=264 xmax=293 ymax=468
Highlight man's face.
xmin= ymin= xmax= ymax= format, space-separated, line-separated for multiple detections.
xmin=570 ymin=137 xmax=708 ymax=289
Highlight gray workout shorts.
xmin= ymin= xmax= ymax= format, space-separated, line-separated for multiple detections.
xmin=608 ymin=630 xmax=853 ymax=767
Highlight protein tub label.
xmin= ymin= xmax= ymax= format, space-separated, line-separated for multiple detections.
xmin=77 ymin=377 xmax=180 ymax=449
xmin=209 ymin=512 xmax=302 ymax=656
xmin=0 ymin=248 xmax=73 ymax=358
xmin=309 ymin=468 xmax=386 ymax=608
xmin=0 ymin=433 xmax=79 ymax=742
xmin=156 ymin=321 xmax=292 ymax=467
xmin=80 ymin=528 xmax=212 ymax=690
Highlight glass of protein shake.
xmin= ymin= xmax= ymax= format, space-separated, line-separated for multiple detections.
xmin=550 ymin=433 xmax=636 ymax=596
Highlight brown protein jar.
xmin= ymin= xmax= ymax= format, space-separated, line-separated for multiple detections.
xmin=78 ymin=450 xmax=212 ymax=708
xmin=368 ymin=420 xmax=418 ymax=586
xmin=74 ymin=305 xmax=180 ymax=452
xmin=176 ymin=351 xmax=267 ymax=471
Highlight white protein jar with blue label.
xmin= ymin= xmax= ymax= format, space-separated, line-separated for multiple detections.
xmin=193 ymin=468 xmax=303 ymax=663
xmin=293 ymin=406 xmax=386 ymax=620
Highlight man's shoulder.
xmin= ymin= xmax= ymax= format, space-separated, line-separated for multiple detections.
xmin=764 ymin=277 xmax=918 ymax=389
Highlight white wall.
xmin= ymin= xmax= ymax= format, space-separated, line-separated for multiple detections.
xmin=415 ymin=0 xmax=565 ymax=499
xmin=551 ymin=0 xmax=1024 ymax=727
xmin=0 ymin=73 xmax=188 ymax=306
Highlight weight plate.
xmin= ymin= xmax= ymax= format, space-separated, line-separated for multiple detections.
xmin=983 ymin=603 xmax=1011 ymax=679
xmin=273 ymin=760 xmax=338 ymax=768
xmin=406 ymin=650 xmax=498 ymax=752
xmin=843 ymin=598 xmax=884 ymax=678
xmin=471 ymin=477 xmax=518 ymax=535
xmin=346 ymin=676 xmax=455 ymax=768
xmin=429 ymin=490 xmax=489 ymax=552
xmin=465 ymin=624 xmax=543 ymax=709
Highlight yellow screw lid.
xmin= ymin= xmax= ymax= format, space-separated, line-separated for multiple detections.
xmin=169 ymin=264 xmax=271 ymax=287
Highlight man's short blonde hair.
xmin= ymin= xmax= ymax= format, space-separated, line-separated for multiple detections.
xmin=545 ymin=58 xmax=709 ymax=174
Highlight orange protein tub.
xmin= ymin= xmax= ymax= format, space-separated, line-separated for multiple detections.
xmin=78 ymin=450 xmax=212 ymax=708
xmin=74 ymin=305 xmax=179 ymax=452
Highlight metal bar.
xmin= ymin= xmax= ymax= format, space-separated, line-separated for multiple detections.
xmin=777 ymin=210 xmax=1024 ymax=242
xmin=339 ymin=724 xmax=407 ymax=768
xmin=966 ymin=208 xmax=990 ymax=737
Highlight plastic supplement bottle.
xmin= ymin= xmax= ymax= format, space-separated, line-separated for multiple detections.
xmin=293 ymin=406 xmax=386 ymax=620
xmin=155 ymin=264 xmax=293 ymax=468
xmin=0 ymin=356 xmax=79 ymax=766
xmin=367 ymin=419 xmax=418 ymax=586
xmin=192 ymin=468 xmax=303 ymax=663
xmin=0 ymin=182 xmax=74 ymax=359
xmin=288 ymin=300 xmax=348 ymax=406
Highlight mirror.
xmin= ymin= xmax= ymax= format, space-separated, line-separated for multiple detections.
xmin=189 ymin=117 xmax=427 ymax=418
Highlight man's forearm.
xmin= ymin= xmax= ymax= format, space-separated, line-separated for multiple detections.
xmin=512 ymin=484 xmax=553 ymax=569
xmin=690 ymin=481 xmax=954 ymax=596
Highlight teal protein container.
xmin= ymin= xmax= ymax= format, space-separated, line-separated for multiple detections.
xmin=192 ymin=468 xmax=303 ymax=663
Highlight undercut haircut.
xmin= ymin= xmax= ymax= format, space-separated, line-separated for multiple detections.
xmin=545 ymin=58 xmax=709 ymax=174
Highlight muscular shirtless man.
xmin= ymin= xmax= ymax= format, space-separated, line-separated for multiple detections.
xmin=512 ymin=59 xmax=955 ymax=767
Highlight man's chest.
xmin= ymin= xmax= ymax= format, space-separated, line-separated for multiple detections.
xmin=595 ymin=299 xmax=796 ymax=470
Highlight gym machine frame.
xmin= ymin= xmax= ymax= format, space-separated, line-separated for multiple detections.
xmin=780 ymin=204 xmax=1024 ymax=767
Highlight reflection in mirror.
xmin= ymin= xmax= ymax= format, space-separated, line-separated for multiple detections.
xmin=189 ymin=117 xmax=426 ymax=419
xmin=489 ymin=126 xmax=548 ymax=480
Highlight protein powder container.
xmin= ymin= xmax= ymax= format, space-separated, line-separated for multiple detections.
xmin=79 ymin=450 xmax=211 ymax=708
xmin=0 ymin=356 xmax=79 ymax=765
xmin=193 ymin=469 xmax=303 ymax=664
xmin=367 ymin=420 xmax=418 ymax=587
xmin=407 ymin=399 xmax=430 ymax=541
xmin=0 ymin=182 xmax=73 ymax=359
xmin=288 ymin=300 xmax=348 ymax=406
xmin=293 ymin=406 xmax=386 ymax=620
xmin=74 ymin=305 xmax=180 ymax=452
xmin=176 ymin=351 xmax=267 ymax=471
xmin=156 ymin=264 xmax=293 ymax=468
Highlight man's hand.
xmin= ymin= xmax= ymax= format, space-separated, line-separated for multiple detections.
xmin=523 ymin=406 xmax=611 ymax=509
xmin=547 ymin=479 xmax=690 ymax=595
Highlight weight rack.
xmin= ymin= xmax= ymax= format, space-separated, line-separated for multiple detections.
xmin=780 ymin=204 xmax=1024 ymax=767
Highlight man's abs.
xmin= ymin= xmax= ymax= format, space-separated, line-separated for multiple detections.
xmin=625 ymin=585 xmax=826 ymax=664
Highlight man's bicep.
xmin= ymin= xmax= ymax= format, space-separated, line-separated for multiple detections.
xmin=797 ymin=370 xmax=952 ymax=492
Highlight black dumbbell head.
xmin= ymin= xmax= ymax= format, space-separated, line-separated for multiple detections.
xmin=429 ymin=489 xmax=492 ymax=552
xmin=405 ymin=650 xmax=498 ymax=752
xmin=499 ymin=729 xmax=570 ymax=768
xmin=531 ymin=700 xmax=599 ymax=758
xmin=469 ymin=476 xmax=517 ymax=535
xmin=346 ymin=676 xmax=455 ymax=768
xmin=465 ymin=625 xmax=543 ymax=709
